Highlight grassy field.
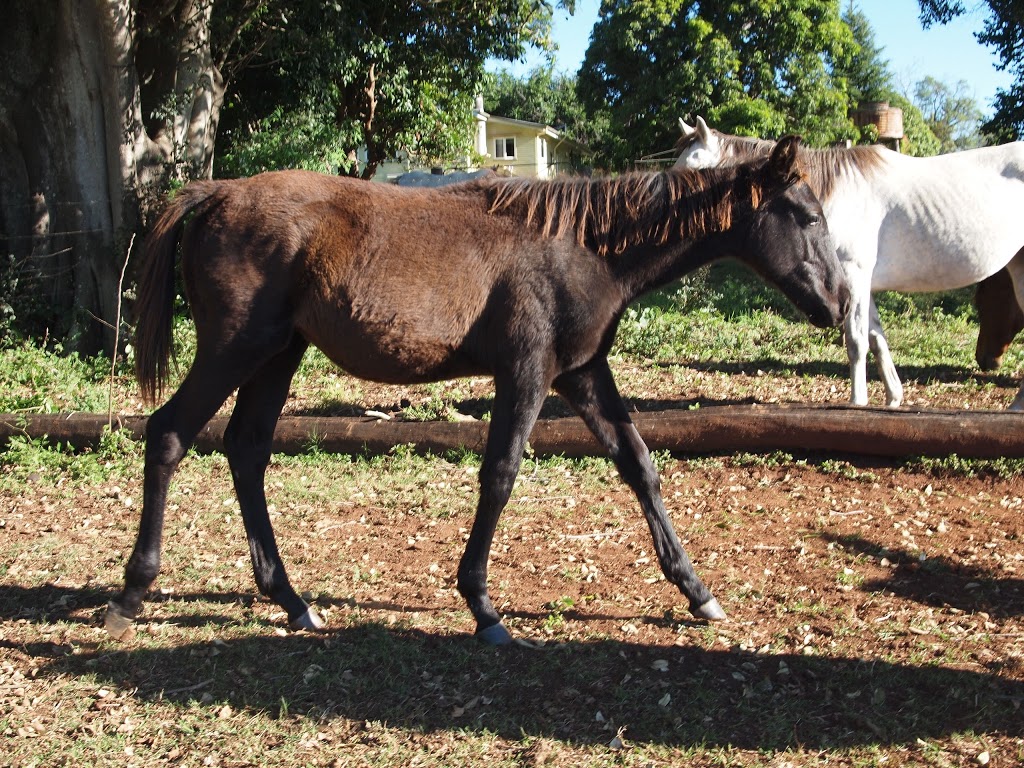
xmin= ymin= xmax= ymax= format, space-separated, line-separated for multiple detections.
xmin=1 ymin=267 xmax=1023 ymax=767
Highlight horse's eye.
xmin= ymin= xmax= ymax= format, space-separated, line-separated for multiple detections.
xmin=805 ymin=212 xmax=821 ymax=227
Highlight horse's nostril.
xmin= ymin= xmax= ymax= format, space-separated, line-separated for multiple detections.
xmin=839 ymin=286 xmax=852 ymax=318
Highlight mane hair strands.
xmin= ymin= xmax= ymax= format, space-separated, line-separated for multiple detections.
xmin=677 ymin=132 xmax=884 ymax=204
xmin=485 ymin=169 xmax=741 ymax=256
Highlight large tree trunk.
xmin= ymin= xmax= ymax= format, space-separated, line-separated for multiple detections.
xmin=0 ymin=0 xmax=223 ymax=355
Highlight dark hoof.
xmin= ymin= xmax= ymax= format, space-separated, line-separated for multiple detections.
xmin=692 ymin=597 xmax=727 ymax=621
xmin=104 ymin=601 xmax=136 ymax=641
xmin=289 ymin=606 xmax=326 ymax=631
xmin=475 ymin=622 xmax=513 ymax=645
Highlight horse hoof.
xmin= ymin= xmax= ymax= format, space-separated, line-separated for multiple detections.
xmin=104 ymin=601 xmax=136 ymax=641
xmin=289 ymin=606 xmax=325 ymax=632
xmin=692 ymin=597 xmax=727 ymax=621
xmin=475 ymin=622 xmax=513 ymax=645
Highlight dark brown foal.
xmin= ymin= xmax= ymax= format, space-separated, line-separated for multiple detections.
xmin=107 ymin=136 xmax=849 ymax=644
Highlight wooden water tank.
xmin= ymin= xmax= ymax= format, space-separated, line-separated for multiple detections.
xmin=851 ymin=101 xmax=904 ymax=139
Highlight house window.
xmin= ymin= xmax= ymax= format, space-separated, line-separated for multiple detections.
xmin=539 ymin=138 xmax=547 ymax=159
xmin=494 ymin=137 xmax=516 ymax=159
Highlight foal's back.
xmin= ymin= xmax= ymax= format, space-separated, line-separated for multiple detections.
xmin=181 ymin=171 xmax=618 ymax=385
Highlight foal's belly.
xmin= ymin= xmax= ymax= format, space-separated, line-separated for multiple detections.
xmin=297 ymin=312 xmax=483 ymax=385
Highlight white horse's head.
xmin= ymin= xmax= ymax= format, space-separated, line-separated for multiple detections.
xmin=676 ymin=116 xmax=724 ymax=169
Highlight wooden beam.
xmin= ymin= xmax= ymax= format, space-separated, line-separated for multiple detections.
xmin=2 ymin=405 xmax=1022 ymax=459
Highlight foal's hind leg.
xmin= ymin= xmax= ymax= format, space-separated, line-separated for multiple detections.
xmin=222 ymin=335 xmax=324 ymax=630
xmin=105 ymin=357 xmax=248 ymax=638
xmin=554 ymin=359 xmax=724 ymax=621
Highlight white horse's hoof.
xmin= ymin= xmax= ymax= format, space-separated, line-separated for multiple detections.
xmin=692 ymin=597 xmax=727 ymax=621
xmin=289 ymin=606 xmax=325 ymax=631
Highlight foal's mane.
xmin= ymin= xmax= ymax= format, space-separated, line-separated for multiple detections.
xmin=675 ymin=132 xmax=885 ymax=203
xmin=481 ymin=166 xmax=748 ymax=256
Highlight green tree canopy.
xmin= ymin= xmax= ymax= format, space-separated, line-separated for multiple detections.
xmin=217 ymin=1 xmax=569 ymax=179
xmin=577 ymin=0 xmax=859 ymax=168
xmin=839 ymin=5 xmax=939 ymax=156
xmin=837 ymin=3 xmax=893 ymax=104
xmin=914 ymin=76 xmax=986 ymax=151
xmin=916 ymin=0 xmax=1024 ymax=140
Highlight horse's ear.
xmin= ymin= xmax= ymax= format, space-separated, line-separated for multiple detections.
xmin=679 ymin=117 xmax=696 ymax=137
xmin=767 ymin=135 xmax=803 ymax=184
xmin=695 ymin=116 xmax=711 ymax=142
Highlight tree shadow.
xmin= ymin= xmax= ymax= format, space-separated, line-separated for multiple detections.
xmin=3 ymin=582 xmax=1022 ymax=751
xmin=820 ymin=532 xmax=1024 ymax=619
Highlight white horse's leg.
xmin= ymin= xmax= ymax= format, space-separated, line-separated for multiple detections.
xmin=868 ymin=297 xmax=903 ymax=407
xmin=846 ymin=283 xmax=872 ymax=406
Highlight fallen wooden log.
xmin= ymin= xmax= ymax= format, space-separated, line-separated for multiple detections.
xmin=1 ymin=405 xmax=1022 ymax=458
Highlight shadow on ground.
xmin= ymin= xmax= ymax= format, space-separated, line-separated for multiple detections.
xmin=2 ymin=582 xmax=1022 ymax=751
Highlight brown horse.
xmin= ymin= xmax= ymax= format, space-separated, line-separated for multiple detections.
xmin=106 ymin=136 xmax=849 ymax=644
xmin=975 ymin=263 xmax=1024 ymax=376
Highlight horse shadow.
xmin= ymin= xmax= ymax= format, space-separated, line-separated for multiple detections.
xmin=3 ymin=580 xmax=1022 ymax=751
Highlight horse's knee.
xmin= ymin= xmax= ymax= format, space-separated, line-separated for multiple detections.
xmin=611 ymin=435 xmax=661 ymax=496
xmin=223 ymin=420 xmax=275 ymax=478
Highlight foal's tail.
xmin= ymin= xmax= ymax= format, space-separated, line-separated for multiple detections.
xmin=134 ymin=182 xmax=220 ymax=405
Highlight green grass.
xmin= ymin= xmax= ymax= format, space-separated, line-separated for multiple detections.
xmin=0 ymin=340 xmax=124 ymax=414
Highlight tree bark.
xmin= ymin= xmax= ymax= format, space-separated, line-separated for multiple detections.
xmin=0 ymin=0 xmax=223 ymax=355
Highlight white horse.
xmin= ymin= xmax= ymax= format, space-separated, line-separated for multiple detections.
xmin=677 ymin=116 xmax=1024 ymax=411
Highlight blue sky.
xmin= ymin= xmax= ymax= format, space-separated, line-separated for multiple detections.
xmin=494 ymin=0 xmax=1010 ymax=116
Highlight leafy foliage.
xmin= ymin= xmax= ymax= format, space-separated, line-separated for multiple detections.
xmin=836 ymin=5 xmax=894 ymax=105
xmin=838 ymin=6 xmax=941 ymax=156
xmin=0 ymin=341 xmax=115 ymax=414
xmin=884 ymin=91 xmax=942 ymax=157
xmin=917 ymin=0 xmax=1024 ymax=140
xmin=217 ymin=103 xmax=353 ymax=178
xmin=914 ymin=76 xmax=987 ymax=151
xmin=216 ymin=1 xmax=566 ymax=178
xmin=577 ymin=0 xmax=859 ymax=167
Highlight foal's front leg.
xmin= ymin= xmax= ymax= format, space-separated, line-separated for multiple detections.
xmin=457 ymin=371 xmax=550 ymax=644
xmin=554 ymin=360 xmax=725 ymax=621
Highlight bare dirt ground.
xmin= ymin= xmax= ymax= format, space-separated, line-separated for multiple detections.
xmin=1 ymin=363 xmax=1023 ymax=766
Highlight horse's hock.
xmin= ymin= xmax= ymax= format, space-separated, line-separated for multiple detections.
xmin=3 ymin=405 xmax=1023 ymax=459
